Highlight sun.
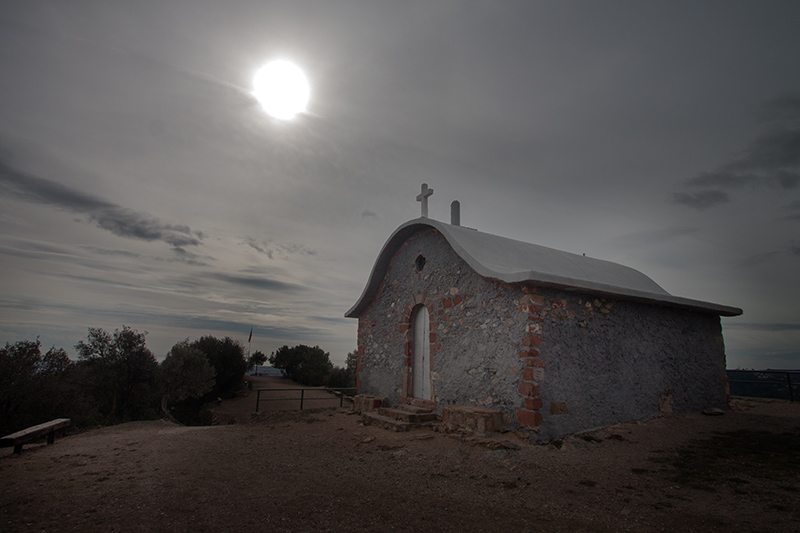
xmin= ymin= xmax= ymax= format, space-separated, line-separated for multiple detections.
xmin=252 ymin=60 xmax=310 ymax=120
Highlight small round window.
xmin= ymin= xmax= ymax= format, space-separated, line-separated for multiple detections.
xmin=415 ymin=254 xmax=426 ymax=272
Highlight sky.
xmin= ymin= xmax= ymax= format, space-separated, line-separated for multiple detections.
xmin=1 ymin=1 xmax=799 ymax=369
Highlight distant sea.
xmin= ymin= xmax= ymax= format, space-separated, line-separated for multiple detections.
xmin=247 ymin=366 xmax=286 ymax=377
xmin=726 ymin=369 xmax=799 ymax=402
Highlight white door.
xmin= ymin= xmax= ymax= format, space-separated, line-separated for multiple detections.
xmin=412 ymin=305 xmax=431 ymax=399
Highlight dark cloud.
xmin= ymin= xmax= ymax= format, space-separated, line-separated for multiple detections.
xmin=310 ymin=315 xmax=350 ymax=325
xmin=672 ymin=190 xmax=729 ymax=209
xmin=780 ymin=200 xmax=800 ymax=221
xmin=242 ymin=237 xmax=316 ymax=259
xmin=243 ymin=238 xmax=274 ymax=259
xmin=739 ymin=241 xmax=800 ymax=266
xmin=0 ymin=158 xmax=203 ymax=248
xmin=683 ymin=171 xmax=759 ymax=190
xmin=211 ymin=273 xmax=304 ymax=293
xmin=676 ymin=92 xmax=800 ymax=208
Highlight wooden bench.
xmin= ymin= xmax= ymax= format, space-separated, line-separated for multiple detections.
xmin=0 ymin=418 xmax=71 ymax=454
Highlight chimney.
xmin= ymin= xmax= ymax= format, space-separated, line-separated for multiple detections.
xmin=450 ymin=200 xmax=460 ymax=226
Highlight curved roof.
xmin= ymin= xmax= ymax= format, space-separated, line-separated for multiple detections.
xmin=345 ymin=218 xmax=742 ymax=318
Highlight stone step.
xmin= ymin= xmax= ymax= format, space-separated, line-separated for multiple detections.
xmin=362 ymin=411 xmax=437 ymax=432
xmin=377 ymin=407 xmax=438 ymax=424
xmin=361 ymin=412 xmax=415 ymax=432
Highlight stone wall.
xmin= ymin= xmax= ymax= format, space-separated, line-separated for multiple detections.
xmin=531 ymin=286 xmax=728 ymax=442
xmin=356 ymin=228 xmax=728 ymax=442
xmin=357 ymin=229 xmax=525 ymax=418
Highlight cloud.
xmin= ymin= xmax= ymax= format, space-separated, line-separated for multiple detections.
xmin=780 ymin=199 xmax=800 ymax=221
xmin=242 ymin=237 xmax=316 ymax=259
xmin=211 ymin=273 xmax=305 ymax=293
xmin=672 ymin=190 xmax=730 ymax=209
xmin=739 ymin=240 xmax=800 ymax=266
xmin=675 ymin=92 xmax=800 ymax=208
xmin=0 ymin=158 xmax=203 ymax=248
xmin=361 ymin=210 xmax=377 ymax=218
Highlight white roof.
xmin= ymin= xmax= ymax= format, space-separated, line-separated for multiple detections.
xmin=345 ymin=218 xmax=742 ymax=318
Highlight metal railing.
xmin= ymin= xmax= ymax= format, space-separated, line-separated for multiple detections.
xmin=727 ymin=370 xmax=799 ymax=402
xmin=255 ymin=387 xmax=357 ymax=411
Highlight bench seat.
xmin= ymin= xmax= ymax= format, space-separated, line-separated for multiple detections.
xmin=0 ymin=418 xmax=71 ymax=454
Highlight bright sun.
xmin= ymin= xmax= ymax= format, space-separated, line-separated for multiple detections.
xmin=253 ymin=60 xmax=310 ymax=120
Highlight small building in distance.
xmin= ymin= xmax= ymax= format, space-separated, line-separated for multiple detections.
xmin=346 ymin=196 xmax=742 ymax=442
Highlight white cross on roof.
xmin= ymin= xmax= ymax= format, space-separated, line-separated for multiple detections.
xmin=416 ymin=183 xmax=433 ymax=217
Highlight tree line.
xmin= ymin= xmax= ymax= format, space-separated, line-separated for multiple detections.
xmin=1 ymin=326 xmax=355 ymax=436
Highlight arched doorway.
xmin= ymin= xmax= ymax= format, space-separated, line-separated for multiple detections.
xmin=412 ymin=305 xmax=431 ymax=399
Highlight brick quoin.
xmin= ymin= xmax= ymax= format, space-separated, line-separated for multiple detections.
xmin=522 ymin=368 xmax=534 ymax=381
xmin=442 ymin=298 xmax=452 ymax=308
xmin=430 ymin=344 xmax=439 ymax=355
xmin=518 ymin=382 xmax=539 ymax=397
xmin=525 ymin=397 xmax=544 ymax=410
xmin=522 ymin=335 xmax=542 ymax=347
xmin=519 ymin=349 xmax=540 ymax=358
xmin=516 ymin=409 xmax=543 ymax=427
xmin=524 ymin=358 xmax=546 ymax=368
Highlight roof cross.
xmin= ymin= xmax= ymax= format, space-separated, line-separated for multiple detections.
xmin=416 ymin=183 xmax=433 ymax=217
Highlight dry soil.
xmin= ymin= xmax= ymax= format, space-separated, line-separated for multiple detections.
xmin=2 ymin=378 xmax=798 ymax=532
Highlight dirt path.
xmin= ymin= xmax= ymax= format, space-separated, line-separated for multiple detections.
xmin=208 ymin=375 xmax=350 ymax=424
xmin=1 ymin=398 xmax=798 ymax=532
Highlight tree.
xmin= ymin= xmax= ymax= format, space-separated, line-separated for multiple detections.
xmin=0 ymin=339 xmax=87 ymax=435
xmin=247 ymin=350 xmax=267 ymax=373
xmin=269 ymin=345 xmax=333 ymax=386
xmin=189 ymin=336 xmax=247 ymax=397
xmin=346 ymin=350 xmax=358 ymax=376
xmin=161 ymin=341 xmax=216 ymax=405
xmin=75 ymin=326 xmax=159 ymax=424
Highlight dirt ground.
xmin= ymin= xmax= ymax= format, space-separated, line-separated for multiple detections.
xmin=2 ymin=379 xmax=799 ymax=532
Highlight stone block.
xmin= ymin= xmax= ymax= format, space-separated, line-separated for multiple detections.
xmin=353 ymin=394 xmax=388 ymax=413
xmin=441 ymin=405 xmax=504 ymax=435
xmin=549 ymin=402 xmax=569 ymax=415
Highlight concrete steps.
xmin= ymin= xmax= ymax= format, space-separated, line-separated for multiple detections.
xmin=361 ymin=404 xmax=438 ymax=431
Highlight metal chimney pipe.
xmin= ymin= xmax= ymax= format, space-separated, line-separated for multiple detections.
xmin=450 ymin=200 xmax=460 ymax=226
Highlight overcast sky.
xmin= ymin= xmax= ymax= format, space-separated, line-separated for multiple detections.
xmin=1 ymin=1 xmax=799 ymax=369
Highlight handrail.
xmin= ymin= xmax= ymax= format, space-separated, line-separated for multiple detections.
xmin=255 ymin=387 xmax=358 ymax=411
xmin=727 ymin=370 xmax=798 ymax=402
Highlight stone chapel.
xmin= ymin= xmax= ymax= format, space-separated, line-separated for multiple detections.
xmin=346 ymin=186 xmax=742 ymax=441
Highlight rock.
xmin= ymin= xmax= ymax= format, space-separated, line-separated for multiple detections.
xmin=702 ymin=408 xmax=725 ymax=416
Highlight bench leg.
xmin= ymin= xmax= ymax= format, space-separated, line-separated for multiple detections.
xmin=47 ymin=431 xmax=55 ymax=445
xmin=13 ymin=443 xmax=22 ymax=454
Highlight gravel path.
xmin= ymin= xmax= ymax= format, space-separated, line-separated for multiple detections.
xmin=2 ymin=396 xmax=798 ymax=532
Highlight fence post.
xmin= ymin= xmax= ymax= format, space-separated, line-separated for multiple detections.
xmin=788 ymin=374 xmax=794 ymax=402
xmin=300 ymin=389 xmax=304 ymax=410
xmin=256 ymin=389 xmax=261 ymax=412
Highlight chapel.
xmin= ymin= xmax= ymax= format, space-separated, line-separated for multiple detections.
xmin=346 ymin=186 xmax=742 ymax=441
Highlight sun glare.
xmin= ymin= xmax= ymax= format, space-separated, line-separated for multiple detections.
xmin=253 ymin=60 xmax=310 ymax=120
